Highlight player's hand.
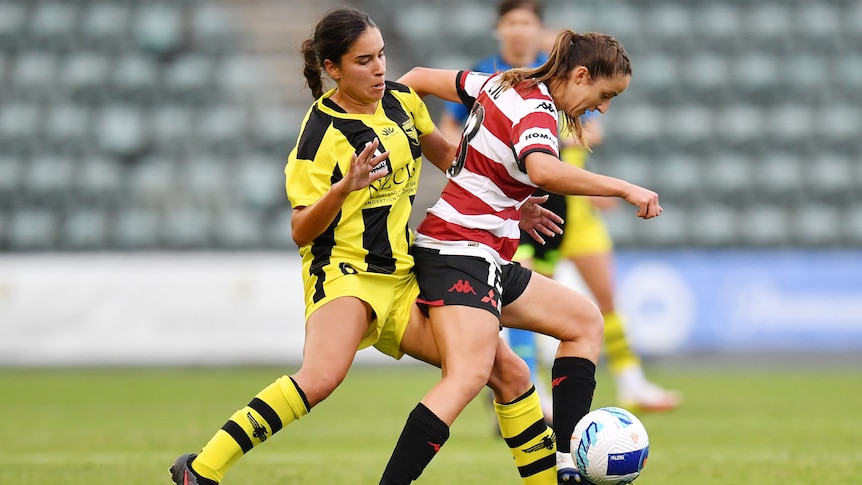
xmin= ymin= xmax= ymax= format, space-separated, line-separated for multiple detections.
xmin=519 ymin=195 xmax=564 ymax=245
xmin=623 ymin=184 xmax=662 ymax=219
xmin=336 ymin=138 xmax=390 ymax=196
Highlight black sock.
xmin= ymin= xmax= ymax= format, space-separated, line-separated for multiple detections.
xmin=551 ymin=357 xmax=597 ymax=454
xmin=379 ymin=403 xmax=450 ymax=485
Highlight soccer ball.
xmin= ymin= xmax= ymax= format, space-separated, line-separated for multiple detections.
xmin=570 ymin=407 xmax=649 ymax=485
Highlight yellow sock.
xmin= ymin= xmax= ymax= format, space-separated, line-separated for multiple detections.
xmin=192 ymin=375 xmax=309 ymax=482
xmin=494 ymin=387 xmax=556 ymax=485
xmin=603 ymin=311 xmax=641 ymax=375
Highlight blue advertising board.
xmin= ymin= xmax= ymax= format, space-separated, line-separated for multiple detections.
xmin=589 ymin=250 xmax=862 ymax=356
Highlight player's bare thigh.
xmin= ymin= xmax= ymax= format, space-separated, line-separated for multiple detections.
xmin=294 ymin=296 xmax=372 ymax=406
xmin=500 ymin=270 xmax=603 ymax=360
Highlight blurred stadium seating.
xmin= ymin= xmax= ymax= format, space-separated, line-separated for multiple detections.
xmin=0 ymin=0 xmax=859 ymax=251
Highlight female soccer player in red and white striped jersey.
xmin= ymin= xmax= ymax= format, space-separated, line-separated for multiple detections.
xmin=381 ymin=30 xmax=661 ymax=485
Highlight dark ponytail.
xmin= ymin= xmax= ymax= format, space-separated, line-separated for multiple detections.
xmin=300 ymin=7 xmax=377 ymax=99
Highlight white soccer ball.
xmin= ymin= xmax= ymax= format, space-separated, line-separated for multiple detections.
xmin=570 ymin=407 xmax=650 ymax=485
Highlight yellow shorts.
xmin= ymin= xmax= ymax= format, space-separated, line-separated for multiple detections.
xmin=559 ymin=195 xmax=613 ymax=258
xmin=304 ymin=268 xmax=419 ymax=360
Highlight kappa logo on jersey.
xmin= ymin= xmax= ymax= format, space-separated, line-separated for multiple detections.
xmin=448 ymin=279 xmax=477 ymax=295
xmin=480 ymin=289 xmax=498 ymax=308
xmin=381 ymin=126 xmax=396 ymax=137
xmin=537 ymin=101 xmax=556 ymax=113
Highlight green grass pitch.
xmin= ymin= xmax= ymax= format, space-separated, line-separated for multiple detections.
xmin=1 ymin=363 xmax=860 ymax=484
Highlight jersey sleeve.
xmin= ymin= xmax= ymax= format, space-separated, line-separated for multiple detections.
xmin=511 ymin=91 xmax=560 ymax=169
xmin=456 ymin=70 xmax=491 ymax=113
xmin=409 ymin=89 xmax=435 ymax=138
xmin=285 ymin=137 xmax=336 ymax=209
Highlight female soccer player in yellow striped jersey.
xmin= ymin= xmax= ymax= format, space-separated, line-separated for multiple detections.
xmin=169 ymin=7 xmax=567 ymax=485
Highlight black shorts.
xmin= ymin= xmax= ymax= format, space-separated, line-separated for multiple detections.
xmin=519 ymin=189 xmax=568 ymax=259
xmin=412 ymin=246 xmax=533 ymax=318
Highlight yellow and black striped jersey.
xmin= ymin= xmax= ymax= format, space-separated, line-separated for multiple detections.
xmin=285 ymin=81 xmax=434 ymax=277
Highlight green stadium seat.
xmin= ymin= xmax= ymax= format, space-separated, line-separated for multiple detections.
xmin=94 ymin=105 xmax=147 ymax=158
xmin=79 ymin=2 xmax=133 ymax=53
xmin=238 ymin=154 xmax=284 ymax=210
xmin=111 ymin=54 xmax=159 ymax=101
xmin=59 ymin=53 xmax=110 ymax=101
xmin=29 ymin=2 xmax=79 ymax=50
xmin=180 ymin=154 xmax=231 ymax=203
xmin=133 ymin=3 xmax=182 ymax=58
xmin=149 ymin=105 xmax=196 ymax=153
xmin=7 ymin=208 xmax=57 ymax=250
xmin=792 ymin=204 xmax=841 ymax=247
xmin=267 ymin=214 xmax=295 ymax=249
xmin=0 ymin=156 xmax=23 ymax=201
xmin=61 ymin=207 xmax=110 ymax=249
xmin=0 ymin=1 xmax=27 ymax=48
xmin=162 ymin=206 xmax=213 ymax=248
xmin=127 ymin=155 xmax=177 ymax=204
xmin=11 ymin=52 xmax=57 ymax=96
xmin=164 ymin=54 xmax=214 ymax=89
xmin=702 ymin=153 xmax=754 ymax=201
xmin=45 ymin=103 xmax=91 ymax=147
xmin=215 ymin=208 xmax=262 ymax=248
xmin=113 ymin=205 xmax=160 ymax=249
xmin=736 ymin=205 xmax=789 ymax=247
xmin=687 ymin=204 xmax=739 ymax=247
xmin=76 ymin=156 xmax=123 ymax=202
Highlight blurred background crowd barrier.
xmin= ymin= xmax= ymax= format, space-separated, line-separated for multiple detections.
xmin=0 ymin=0 xmax=860 ymax=365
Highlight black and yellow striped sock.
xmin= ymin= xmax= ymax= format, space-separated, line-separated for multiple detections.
xmin=603 ymin=311 xmax=641 ymax=375
xmin=191 ymin=375 xmax=310 ymax=483
xmin=494 ymin=386 xmax=557 ymax=484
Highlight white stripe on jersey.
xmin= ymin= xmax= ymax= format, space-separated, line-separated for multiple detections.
xmin=513 ymin=125 xmax=559 ymax=157
xmin=467 ymin=123 xmax=535 ymax=188
xmin=426 ymin=195 xmax=522 ymax=238
xmin=445 ymin=168 xmax=526 ymax=212
xmin=412 ymin=233 xmax=509 ymax=267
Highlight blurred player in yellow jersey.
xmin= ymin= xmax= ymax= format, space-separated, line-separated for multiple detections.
xmin=515 ymin=109 xmax=681 ymax=413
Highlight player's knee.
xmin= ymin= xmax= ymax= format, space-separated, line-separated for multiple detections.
xmin=573 ymin=300 xmax=604 ymax=349
xmin=584 ymin=301 xmax=604 ymax=343
xmin=294 ymin=369 xmax=346 ymax=407
xmin=487 ymin=346 xmax=532 ymax=401
xmin=558 ymin=298 xmax=603 ymax=345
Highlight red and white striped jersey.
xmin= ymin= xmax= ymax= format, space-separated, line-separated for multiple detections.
xmin=414 ymin=70 xmax=560 ymax=263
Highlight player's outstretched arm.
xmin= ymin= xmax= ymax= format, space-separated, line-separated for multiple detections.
xmin=398 ymin=67 xmax=460 ymax=102
xmin=525 ymin=151 xmax=662 ymax=219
